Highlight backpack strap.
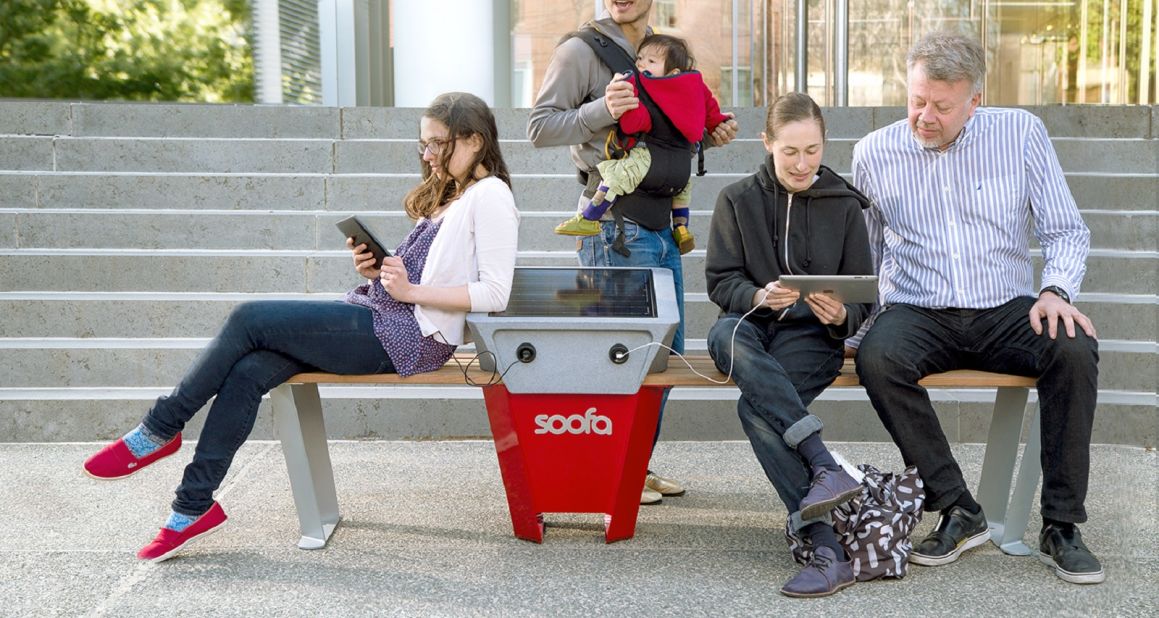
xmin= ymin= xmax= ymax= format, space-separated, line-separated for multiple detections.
xmin=570 ymin=26 xmax=635 ymax=76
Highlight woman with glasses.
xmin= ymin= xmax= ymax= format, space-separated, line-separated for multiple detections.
xmin=82 ymin=92 xmax=520 ymax=562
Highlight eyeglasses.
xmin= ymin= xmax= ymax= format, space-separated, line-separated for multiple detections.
xmin=416 ymin=137 xmax=452 ymax=156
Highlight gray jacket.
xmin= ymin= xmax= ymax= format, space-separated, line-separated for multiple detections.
xmin=526 ymin=17 xmax=644 ymax=173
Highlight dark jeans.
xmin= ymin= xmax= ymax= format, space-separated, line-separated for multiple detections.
xmin=578 ymin=218 xmax=685 ymax=451
xmin=707 ymin=314 xmax=845 ymax=531
xmin=855 ymin=298 xmax=1098 ymax=523
xmin=143 ymin=301 xmax=395 ymax=516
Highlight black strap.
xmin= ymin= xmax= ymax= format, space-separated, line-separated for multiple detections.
xmin=571 ymin=27 xmax=635 ymax=76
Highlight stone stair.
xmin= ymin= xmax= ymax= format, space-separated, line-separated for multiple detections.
xmin=0 ymin=101 xmax=1155 ymax=445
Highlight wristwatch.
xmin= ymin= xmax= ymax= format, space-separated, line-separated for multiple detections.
xmin=1039 ymin=285 xmax=1071 ymax=304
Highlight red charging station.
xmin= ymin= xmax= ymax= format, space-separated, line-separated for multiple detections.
xmin=482 ymin=385 xmax=665 ymax=543
xmin=467 ymin=267 xmax=680 ymax=544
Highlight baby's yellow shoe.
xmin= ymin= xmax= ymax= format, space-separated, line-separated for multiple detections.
xmin=673 ymin=225 xmax=695 ymax=254
xmin=555 ymin=214 xmax=601 ymax=236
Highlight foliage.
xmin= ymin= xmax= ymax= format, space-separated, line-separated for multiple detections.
xmin=0 ymin=0 xmax=253 ymax=102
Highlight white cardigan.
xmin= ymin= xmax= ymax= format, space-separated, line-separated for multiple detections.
xmin=414 ymin=176 xmax=520 ymax=346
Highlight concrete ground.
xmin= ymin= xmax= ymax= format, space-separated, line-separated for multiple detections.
xmin=0 ymin=440 xmax=1154 ymax=617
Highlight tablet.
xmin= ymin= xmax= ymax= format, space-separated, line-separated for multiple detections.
xmin=778 ymin=275 xmax=879 ymax=304
xmin=335 ymin=215 xmax=391 ymax=269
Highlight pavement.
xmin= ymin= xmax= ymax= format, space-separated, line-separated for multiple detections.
xmin=0 ymin=440 xmax=1155 ymax=617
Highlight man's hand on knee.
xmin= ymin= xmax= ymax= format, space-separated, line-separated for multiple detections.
xmin=1029 ymin=294 xmax=1097 ymax=340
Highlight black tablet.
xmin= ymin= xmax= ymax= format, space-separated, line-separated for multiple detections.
xmin=335 ymin=216 xmax=391 ymax=269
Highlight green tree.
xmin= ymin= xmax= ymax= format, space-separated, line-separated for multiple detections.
xmin=0 ymin=0 xmax=253 ymax=102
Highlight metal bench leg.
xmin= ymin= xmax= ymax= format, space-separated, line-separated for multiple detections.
xmin=270 ymin=383 xmax=342 ymax=549
xmin=975 ymin=386 xmax=1040 ymax=556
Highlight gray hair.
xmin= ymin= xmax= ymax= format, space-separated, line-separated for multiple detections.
xmin=907 ymin=31 xmax=986 ymax=94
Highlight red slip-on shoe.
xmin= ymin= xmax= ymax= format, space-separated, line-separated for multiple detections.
xmin=83 ymin=432 xmax=182 ymax=480
xmin=137 ymin=502 xmax=228 ymax=563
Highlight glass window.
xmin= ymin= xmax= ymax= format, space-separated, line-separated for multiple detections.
xmin=655 ymin=0 xmax=678 ymax=29
xmin=511 ymin=0 xmax=1156 ymax=107
xmin=720 ymin=66 xmax=754 ymax=104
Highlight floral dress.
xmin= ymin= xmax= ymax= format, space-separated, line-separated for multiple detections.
xmin=344 ymin=218 xmax=456 ymax=376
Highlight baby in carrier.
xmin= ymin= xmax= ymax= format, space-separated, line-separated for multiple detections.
xmin=554 ymin=33 xmax=731 ymax=255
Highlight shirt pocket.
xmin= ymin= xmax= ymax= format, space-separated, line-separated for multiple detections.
xmin=965 ymin=173 xmax=1030 ymax=239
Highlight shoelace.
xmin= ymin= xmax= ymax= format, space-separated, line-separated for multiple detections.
xmin=811 ymin=551 xmax=834 ymax=569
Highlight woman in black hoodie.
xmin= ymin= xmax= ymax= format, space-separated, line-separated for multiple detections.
xmin=705 ymin=93 xmax=874 ymax=598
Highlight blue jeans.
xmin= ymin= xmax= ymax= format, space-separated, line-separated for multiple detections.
xmin=855 ymin=298 xmax=1098 ymax=522
xmin=143 ymin=300 xmax=395 ymax=516
xmin=578 ymin=219 xmax=685 ymax=449
xmin=707 ymin=315 xmax=844 ymax=530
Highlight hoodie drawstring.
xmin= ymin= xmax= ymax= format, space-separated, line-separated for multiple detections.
xmin=803 ymin=196 xmax=813 ymax=268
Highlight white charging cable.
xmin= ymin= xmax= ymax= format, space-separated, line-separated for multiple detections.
xmin=616 ymin=287 xmax=773 ymax=384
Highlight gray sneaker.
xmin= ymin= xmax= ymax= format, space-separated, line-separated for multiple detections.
xmin=779 ymin=546 xmax=855 ymax=598
xmin=799 ymin=467 xmax=861 ymax=521
xmin=1039 ymin=524 xmax=1105 ymax=584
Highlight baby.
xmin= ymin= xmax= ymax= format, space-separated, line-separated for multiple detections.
xmin=554 ymin=34 xmax=731 ymax=254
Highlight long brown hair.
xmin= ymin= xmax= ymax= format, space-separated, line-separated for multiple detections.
xmin=404 ymin=92 xmax=511 ymax=220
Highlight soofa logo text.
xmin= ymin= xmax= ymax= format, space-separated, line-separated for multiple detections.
xmin=534 ymin=407 xmax=612 ymax=435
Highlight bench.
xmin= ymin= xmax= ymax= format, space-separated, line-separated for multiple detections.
xmin=269 ymin=355 xmax=1041 ymax=555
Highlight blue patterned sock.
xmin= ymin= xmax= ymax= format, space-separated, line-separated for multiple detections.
xmin=164 ymin=510 xmax=198 ymax=532
xmin=122 ymin=424 xmax=165 ymax=458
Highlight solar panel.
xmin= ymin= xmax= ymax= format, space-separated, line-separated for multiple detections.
xmin=492 ymin=268 xmax=657 ymax=318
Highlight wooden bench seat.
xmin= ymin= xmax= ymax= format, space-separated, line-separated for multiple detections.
xmin=286 ymin=355 xmax=1037 ymax=388
xmin=271 ymin=354 xmax=1041 ymax=555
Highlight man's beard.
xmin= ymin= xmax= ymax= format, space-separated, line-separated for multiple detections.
xmin=911 ymin=123 xmax=942 ymax=149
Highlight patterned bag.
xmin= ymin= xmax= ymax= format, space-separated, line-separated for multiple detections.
xmin=786 ymin=464 xmax=925 ymax=581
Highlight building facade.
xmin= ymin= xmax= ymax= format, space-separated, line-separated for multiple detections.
xmin=257 ymin=0 xmax=1157 ymax=107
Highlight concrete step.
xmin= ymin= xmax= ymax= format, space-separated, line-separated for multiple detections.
xmin=3 ymin=170 xmax=1156 ymax=214
xmin=1 ymin=250 xmax=1155 ymax=295
xmin=5 ymin=207 xmax=1153 ymax=252
xmin=0 ymin=172 xmax=329 ymax=210
xmin=0 ymin=336 xmax=1152 ymax=391
xmin=51 ymin=137 xmax=339 ymax=174
xmin=680 ymin=295 xmax=1158 ymax=353
xmin=1 ymin=292 xmax=1154 ymax=344
xmin=6 ymin=134 xmax=1157 ymax=176
xmin=0 ymin=387 xmax=1152 ymax=445
xmin=3 ymin=102 xmax=1154 ymax=140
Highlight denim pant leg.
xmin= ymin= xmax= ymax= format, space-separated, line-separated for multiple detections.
xmin=142 ymin=301 xmax=394 ymax=515
xmin=578 ymin=220 xmax=685 ymax=450
xmin=855 ymin=305 xmax=967 ymax=512
xmin=965 ymin=297 xmax=1098 ymax=524
xmin=708 ymin=315 xmax=842 ymax=529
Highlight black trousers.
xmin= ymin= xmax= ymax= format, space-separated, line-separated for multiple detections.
xmin=855 ymin=297 xmax=1098 ymax=523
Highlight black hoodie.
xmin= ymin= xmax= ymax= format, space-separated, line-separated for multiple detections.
xmin=705 ymin=161 xmax=874 ymax=339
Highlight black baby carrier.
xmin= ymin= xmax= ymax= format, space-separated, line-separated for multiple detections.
xmin=570 ymin=26 xmax=705 ymax=253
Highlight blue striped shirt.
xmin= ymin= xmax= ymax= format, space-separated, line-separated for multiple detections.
xmin=852 ymin=107 xmax=1090 ymax=315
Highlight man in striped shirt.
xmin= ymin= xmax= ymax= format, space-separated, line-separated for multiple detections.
xmin=850 ymin=31 xmax=1103 ymax=585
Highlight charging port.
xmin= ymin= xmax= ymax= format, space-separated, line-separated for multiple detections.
xmin=515 ymin=342 xmax=536 ymax=363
